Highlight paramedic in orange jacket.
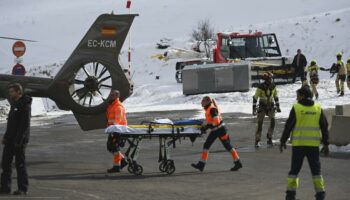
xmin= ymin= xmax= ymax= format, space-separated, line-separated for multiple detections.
xmin=106 ymin=90 xmax=128 ymax=173
xmin=191 ymin=96 xmax=243 ymax=172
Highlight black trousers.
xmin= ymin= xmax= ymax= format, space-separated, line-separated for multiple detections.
xmin=289 ymin=146 xmax=321 ymax=176
xmin=203 ymin=126 xmax=233 ymax=151
xmin=292 ymin=68 xmax=306 ymax=83
xmin=0 ymin=144 xmax=28 ymax=192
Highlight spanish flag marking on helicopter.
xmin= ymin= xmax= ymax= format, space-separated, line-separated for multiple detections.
xmin=101 ymin=27 xmax=117 ymax=36
xmin=126 ymin=0 xmax=132 ymax=8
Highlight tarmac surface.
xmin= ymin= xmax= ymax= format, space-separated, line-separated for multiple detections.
xmin=0 ymin=110 xmax=349 ymax=200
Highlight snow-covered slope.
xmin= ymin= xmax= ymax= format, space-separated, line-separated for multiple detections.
xmin=0 ymin=0 xmax=349 ymax=118
xmin=1 ymin=0 xmax=350 ymax=69
xmin=244 ymin=8 xmax=350 ymax=71
xmin=124 ymin=6 xmax=350 ymax=115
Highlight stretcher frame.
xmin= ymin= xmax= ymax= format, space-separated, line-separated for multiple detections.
xmin=105 ymin=120 xmax=203 ymax=176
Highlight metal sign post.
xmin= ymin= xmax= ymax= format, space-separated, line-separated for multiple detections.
xmin=127 ymin=0 xmax=132 ymax=75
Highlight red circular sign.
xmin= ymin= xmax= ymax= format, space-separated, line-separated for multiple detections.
xmin=12 ymin=41 xmax=26 ymax=57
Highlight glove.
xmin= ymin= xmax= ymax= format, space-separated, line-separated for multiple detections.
xmin=320 ymin=67 xmax=325 ymax=71
xmin=279 ymin=142 xmax=286 ymax=153
xmin=320 ymin=145 xmax=329 ymax=156
xmin=276 ymin=107 xmax=281 ymax=113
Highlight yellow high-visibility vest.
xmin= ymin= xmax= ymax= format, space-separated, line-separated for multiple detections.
xmin=292 ymin=103 xmax=322 ymax=147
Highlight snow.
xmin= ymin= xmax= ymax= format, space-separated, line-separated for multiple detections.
xmin=0 ymin=0 xmax=350 ymax=149
xmin=31 ymin=98 xmax=47 ymax=116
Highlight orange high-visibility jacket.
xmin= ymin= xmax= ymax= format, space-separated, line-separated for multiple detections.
xmin=205 ymin=104 xmax=222 ymax=126
xmin=106 ymin=98 xmax=127 ymax=126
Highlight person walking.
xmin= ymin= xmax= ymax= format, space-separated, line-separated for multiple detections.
xmin=191 ymin=96 xmax=242 ymax=172
xmin=280 ymin=86 xmax=329 ymax=200
xmin=106 ymin=90 xmax=128 ymax=173
xmin=0 ymin=83 xmax=32 ymax=195
xmin=253 ymin=72 xmax=281 ymax=147
xmin=305 ymin=60 xmax=327 ymax=99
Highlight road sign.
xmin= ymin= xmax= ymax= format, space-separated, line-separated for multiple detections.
xmin=12 ymin=41 xmax=26 ymax=57
xmin=12 ymin=63 xmax=26 ymax=76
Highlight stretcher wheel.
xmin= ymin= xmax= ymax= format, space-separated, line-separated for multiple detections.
xmin=127 ymin=164 xmax=134 ymax=174
xmin=163 ymin=160 xmax=175 ymax=175
xmin=159 ymin=162 xmax=167 ymax=172
xmin=165 ymin=163 xmax=175 ymax=175
xmin=133 ymin=164 xmax=143 ymax=176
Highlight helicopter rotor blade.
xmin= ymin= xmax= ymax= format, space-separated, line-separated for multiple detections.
xmin=0 ymin=36 xmax=37 ymax=42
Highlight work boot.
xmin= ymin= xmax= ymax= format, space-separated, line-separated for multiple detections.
xmin=107 ymin=166 xmax=120 ymax=173
xmin=315 ymin=192 xmax=325 ymax=200
xmin=337 ymin=89 xmax=340 ymax=94
xmin=339 ymin=91 xmax=344 ymax=96
xmin=315 ymin=93 xmax=319 ymax=100
xmin=191 ymin=161 xmax=205 ymax=172
xmin=120 ymin=158 xmax=128 ymax=170
xmin=231 ymin=160 xmax=243 ymax=171
xmin=255 ymin=140 xmax=261 ymax=148
xmin=285 ymin=191 xmax=296 ymax=200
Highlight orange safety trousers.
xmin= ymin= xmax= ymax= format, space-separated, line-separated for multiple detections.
xmin=113 ymin=152 xmax=125 ymax=166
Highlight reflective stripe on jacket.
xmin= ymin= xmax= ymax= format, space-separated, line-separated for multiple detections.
xmin=253 ymin=86 xmax=278 ymax=106
xmin=205 ymin=105 xmax=222 ymax=126
xmin=291 ymin=103 xmax=321 ymax=147
xmin=106 ymin=98 xmax=127 ymax=126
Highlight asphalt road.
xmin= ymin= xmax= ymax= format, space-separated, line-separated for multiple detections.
xmin=0 ymin=110 xmax=349 ymax=200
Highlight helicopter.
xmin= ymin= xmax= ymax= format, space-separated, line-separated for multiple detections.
xmin=0 ymin=13 xmax=138 ymax=131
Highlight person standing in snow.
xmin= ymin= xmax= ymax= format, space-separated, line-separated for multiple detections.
xmin=191 ymin=96 xmax=242 ymax=172
xmin=280 ymin=85 xmax=329 ymax=200
xmin=292 ymin=49 xmax=308 ymax=84
xmin=0 ymin=83 xmax=31 ymax=195
xmin=252 ymin=72 xmax=281 ymax=147
xmin=305 ymin=60 xmax=327 ymax=99
xmin=334 ymin=52 xmax=346 ymax=96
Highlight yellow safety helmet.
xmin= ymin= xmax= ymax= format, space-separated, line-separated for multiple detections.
xmin=336 ymin=52 xmax=342 ymax=57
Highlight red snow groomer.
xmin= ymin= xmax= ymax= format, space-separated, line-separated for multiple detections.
xmin=176 ymin=31 xmax=295 ymax=86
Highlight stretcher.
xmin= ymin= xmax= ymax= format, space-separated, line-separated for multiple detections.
xmin=105 ymin=119 xmax=204 ymax=176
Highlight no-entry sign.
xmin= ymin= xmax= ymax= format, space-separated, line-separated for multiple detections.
xmin=12 ymin=41 xmax=26 ymax=57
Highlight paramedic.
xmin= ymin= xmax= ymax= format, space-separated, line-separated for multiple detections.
xmin=106 ymin=90 xmax=128 ymax=173
xmin=191 ymin=96 xmax=242 ymax=172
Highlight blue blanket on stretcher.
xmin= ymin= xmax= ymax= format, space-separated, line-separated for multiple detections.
xmin=173 ymin=119 xmax=203 ymax=126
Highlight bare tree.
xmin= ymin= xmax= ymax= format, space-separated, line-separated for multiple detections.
xmin=191 ymin=19 xmax=215 ymax=58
